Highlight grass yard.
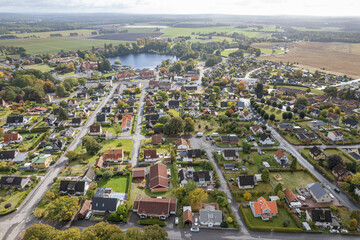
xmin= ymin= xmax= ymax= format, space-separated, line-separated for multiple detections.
xmin=260 ymin=48 xmax=284 ymax=54
xmin=0 ymin=38 xmax=125 ymax=55
xmin=60 ymin=165 xmax=88 ymax=177
xmin=0 ymin=189 xmax=29 ymax=214
xmin=269 ymin=171 xmax=317 ymax=192
xmin=194 ymin=119 xmax=219 ymax=134
xmin=263 ymin=106 xmax=286 ymax=122
xmin=0 ymin=108 xmax=12 ymax=119
xmin=24 ymin=64 xmax=54 ymax=72
xmin=323 ymin=148 xmax=355 ymax=164
xmin=238 ymin=150 xmax=283 ymax=173
xmin=98 ymin=176 xmax=129 ymax=193
xmin=221 ymin=49 xmax=237 ymax=57
xmin=167 ymin=109 xmax=180 ymax=117
xmin=243 ymin=206 xmax=299 ymax=228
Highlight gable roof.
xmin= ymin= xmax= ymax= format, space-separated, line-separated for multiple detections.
xmin=187 ymin=149 xmax=201 ymax=158
xmin=183 ymin=209 xmax=193 ymax=223
xmin=151 ymin=135 xmax=163 ymax=145
xmin=133 ymin=197 xmax=177 ymax=216
xmin=309 ymin=146 xmax=324 ymax=156
xmin=176 ymin=138 xmax=188 ymax=146
xmin=238 ymin=175 xmax=255 ymax=186
xmin=193 ymin=171 xmax=211 ymax=182
xmin=149 ymin=163 xmax=168 ymax=189
xmin=223 ymin=149 xmax=236 ymax=157
xmin=284 ymin=188 xmax=298 ymax=202
xmin=274 ymin=149 xmax=286 ymax=159
xmin=6 ymin=116 xmax=24 ymax=124
xmin=252 ymin=197 xmax=278 ymax=215
xmin=59 ymin=180 xmax=86 ymax=193
xmin=83 ymin=168 xmax=96 ymax=181
xmin=0 ymin=150 xmax=17 ymax=160
xmin=311 ymin=209 xmax=332 ymax=223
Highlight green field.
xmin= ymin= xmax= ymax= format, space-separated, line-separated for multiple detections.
xmin=0 ymin=38 xmax=124 ymax=55
xmin=98 ymin=176 xmax=129 ymax=193
xmin=260 ymin=48 xmax=284 ymax=54
xmin=24 ymin=64 xmax=54 ymax=72
xmin=221 ymin=49 xmax=237 ymax=57
xmin=118 ymin=28 xmax=159 ymax=33
xmin=13 ymin=29 xmax=96 ymax=38
xmin=161 ymin=26 xmax=282 ymax=38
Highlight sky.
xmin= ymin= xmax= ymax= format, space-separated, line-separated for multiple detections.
xmin=0 ymin=0 xmax=359 ymax=16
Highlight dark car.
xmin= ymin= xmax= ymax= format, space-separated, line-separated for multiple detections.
xmin=334 ymin=188 xmax=341 ymax=193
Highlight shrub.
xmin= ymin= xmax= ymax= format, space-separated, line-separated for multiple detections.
xmin=4 ymin=203 xmax=11 ymax=209
xmin=221 ymin=221 xmax=229 ymax=228
xmin=137 ymin=219 xmax=166 ymax=227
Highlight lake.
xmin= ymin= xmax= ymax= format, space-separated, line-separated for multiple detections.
xmin=107 ymin=53 xmax=176 ymax=69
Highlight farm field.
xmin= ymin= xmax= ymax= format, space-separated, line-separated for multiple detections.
xmin=254 ymin=42 xmax=360 ymax=78
xmin=12 ymin=29 xmax=96 ymax=38
xmin=0 ymin=38 xmax=125 ymax=55
xmin=90 ymin=32 xmax=163 ymax=41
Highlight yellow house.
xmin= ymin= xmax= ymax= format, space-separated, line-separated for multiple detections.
xmin=32 ymin=154 xmax=52 ymax=169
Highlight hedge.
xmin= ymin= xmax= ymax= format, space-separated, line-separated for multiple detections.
xmin=314 ymin=163 xmax=335 ymax=182
xmin=137 ymin=219 xmax=166 ymax=226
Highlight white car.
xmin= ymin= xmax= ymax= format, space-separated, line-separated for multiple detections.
xmin=174 ymin=217 xmax=179 ymax=225
xmin=85 ymin=210 xmax=92 ymax=220
xmin=329 ymin=229 xmax=339 ymax=234
xmin=194 ymin=217 xmax=199 ymax=226
xmin=190 ymin=227 xmax=200 ymax=232
xmin=196 ymin=132 xmax=204 ymax=137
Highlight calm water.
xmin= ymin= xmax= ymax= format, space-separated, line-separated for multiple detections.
xmin=107 ymin=53 xmax=176 ymax=69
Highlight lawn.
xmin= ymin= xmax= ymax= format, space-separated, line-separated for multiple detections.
xmin=167 ymin=109 xmax=180 ymax=117
xmin=269 ymin=171 xmax=317 ymax=192
xmin=238 ymin=150 xmax=283 ymax=173
xmin=260 ymin=48 xmax=284 ymax=54
xmin=60 ymin=165 xmax=88 ymax=177
xmin=0 ymin=189 xmax=30 ymax=214
xmin=221 ymin=49 xmax=237 ymax=57
xmin=0 ymin=37 xmax=125 ymax=55
xmin=323 ymin=148 xmax=355 ymax=164
xmin=194 ymin=119 xmax=219 ymax=134
xmin=98 ymin=176 xmax=129 ymax=193
xmin=0 ymin=108 xmax=12 ymax=119
xmin=16 ymin=132 xmax=46 ymax=151
xmin=243 ymin=206 xmax=299 ymax=228
xmin=281 ymin=131 xmax=323 ymax=145
xmin=24 ymin=64 xmax=54 ymax=72
xmin=263 ymin=106 xmax=287 ymax=122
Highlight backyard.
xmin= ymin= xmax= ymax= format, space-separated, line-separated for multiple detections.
xmin=0 ymin=189 xmax=30 ymax=215
xmin=269 ymin=171 xmax=318 ymax=192
xmin=98 ymin=175 xmax=129 ymax=193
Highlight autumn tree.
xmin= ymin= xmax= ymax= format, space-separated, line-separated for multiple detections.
xmin=243 ymin=191 xmax=252 ymax=201
xmin=186 ymin=188 xmax=208 ymax=210
xmin=143 ymin=225 xmax=169 ymax=240
xmin=45 ymin=196 xmax=79 ymax=221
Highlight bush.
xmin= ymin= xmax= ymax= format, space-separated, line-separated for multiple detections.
xmin=137 ymin=219 xmax=166 ymax=227
xmin=4 ymin=203 xmax=11 ymax=209
xmin=221 ymin=221 xmax=229 ymax=228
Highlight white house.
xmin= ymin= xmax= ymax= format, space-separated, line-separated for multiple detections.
xmin=327 ymin=131 xmax=344 ymax=142
xmin=250 ymin=125 xmax=264 ymax=135
xmin=199 ymin=205 xmax=222 ymax=227
xmin=258 ymin=133 xmax=275 ymax=145
xmin=307 ymin=182 xmax=332 ymax=203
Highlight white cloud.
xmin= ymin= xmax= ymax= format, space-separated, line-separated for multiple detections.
xmin=0 ymin=0 xmax=359 ymax=16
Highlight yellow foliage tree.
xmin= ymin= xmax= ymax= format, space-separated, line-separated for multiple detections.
xmin=243 ymin=191 xmax=252 ymax=201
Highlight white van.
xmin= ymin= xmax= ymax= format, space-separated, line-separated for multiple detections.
xmin=212 ymin=132 xmax=219 ymax=137
xmin=196 ymin=132 xmax=204 ymax=137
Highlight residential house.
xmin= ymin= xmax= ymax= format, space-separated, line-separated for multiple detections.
xmin=193 ymin=171 xmax=212 ymax=186
xmin=307 ymin=182 xmax=332 ymax=203
xmin=327 ymin=113 xmax=339 ymax=123
xmin=132 ymin=167 xmax=147 ymax=180
xmin=0 ymin=176 xmax=29 ymax=189
xmin=220 ymin=135 xmax=239 ymax=144
xmin=4 ymin=132 xmax=22 ymax=144
xmin=178 ymin=169 xmax=188 ymax=185
xmin=0 ymin=150 xmax=19 ymax=162
xmin=101 ymin=107 xmax=112 ymax=115
xmin=102 ymin=149 xmax=124 ymax=163
xmin=238 ymin=175 xmax=256 ymax=189
xmin=68 ymin=99 xmax=79 ymax=108
xmin=250 ymin=125 xmax=264 ymax=135
xmin=6 ymin=116 xmax=27 ymax=127
xmin=151 ymin=135 xmax=163 ymax=145
xmin=70 ymin=117 xmax=82 ymax=126
xmin=183 ymin=206 xmax=193 ymax=225
xmin=309 ymin=146 xmax=326 ymax=160
xmin=92 ymin=187 xmax=120 ymax=214
xmin=307 ymin=120 xmax=325 ymax=130
xmin=82 ymin=168 xmax=96 ymax=182
xmin=183 ymin=149 xmax=201 ymax=162
xmin=310 ymin=109 xmax=321 ymax=118
xmin=96 ymin=114 xmax=106 ymax=123
xmin=332 ymin=164 xmax=351 ymax=181
xmin=59 ymin=180 xmax=88 ymax=196
xmin=149 ymin=163 xmax=169 ymax=192
xmin=32 ymin=154 xmax=52 ymax=169
xmin=176 ymin=138 xmax=189 ymax=151
xmin=327 ymin=130 xmax=344 ymax=142
xmin=258 ymin=133 xmax=275 ymax=145
xmin=343 ymin=118 xmax=359 ymax=129
xmin=296 ymin=132 xmax=317 ymax=141
xmin=250 ymin=197 xmax=278 ymax=221
xmin=78 ymin=200 xmax=92 ymax=219
xmin=144 ymin=149 xmax=159 ymax=162
xmin=121 ymin=115 xmax=132 ymax=131
xmin=168 ymin=100 xmax=180 ymax=109
xmin=237 ymin=102 xmax=245 ymax=111
xmin=306 ymin=209 xmax=340 ymax=229
xmin=45 ymin=115 xmax=58 ymax=126
xmin=222 ymin=150 xmax=238 ymax=160
xmin=220 ymin=101 xmax=228 ymax=109
xmin=199 ymin=204 xmax=222 ymax=227
xmin=43 ymin=94 xmax=54 ymax=104
xmin=89 ymin=124 xmax=102 ymax=135
xmin=60 ymin=127 xmax=75 ymax=138
xmin=132 ymin=197 xmax=177 ymax=219
xmin=284 ymin=188 xmax=302 ymax=208
xmin=273 ymin=149 xmax=289 ymax=166
xmin=278 ymin=123 xmax=294 ymax=131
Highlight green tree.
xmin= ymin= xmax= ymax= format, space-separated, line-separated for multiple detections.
xmin=66 ymin=151 xmax=79 ymax=162
xmin=45 ymin=196 xmax=79 ymax=221
xmin=263 ymin=113 xmax=269 ymax=120
xmin=82 ymin=222 xmax=124 ymax=240
xmin=242 ymin=141 xmax=251 ymax=154
xmin=58 ymin=107 xmax=68 ymax=120
xmin=143 ymin=225 xmax=169 ymax=240
xmin=126 ymin=228 xmax=144 ymax=240
xmin=277 ymin=191 xmax=285 ymax=200
xmin=184 ymin=181 xmax=198 ymax=193
xmin=82 ymin=136 xmax=101 ymax=155
xmin=282 ymin=112 xmax=288 ymax=120
xmin=103 ymin=170 xmax=114 ymax=179
xmin=261 ymin=169 xmax=270 ymax=182
xmin=274 ymin=183 xmax=283 ymax=195
xmin=163 ymin=117 xmax=184 ymax=135
xmin=270 ymin=114 xmax=275 ymax=121
xmin=157 ymin=90 xmax=169 ymax=102
xmin=351 ymin=173 xmax=360 ymax=185
xmin=183 ymin=117 xmax=195 ymax=133
xmin=295 ymin=96 xmax=309 ymax=106
xmin=55 ymin=84 xmax=67 ymax=97
xmin=255 ymin=83 xmax=263 ymax=98
xmin=113 ymin=124 xmax=123 ymax=135
xmin=290 ymin=158 xmax=297 ymax=171
xmin=299 ymin=111 xmax=305 ymax=119
xmin=348 ymin=218 xmax=358 ymax=231
xmin=23 ymin=224 xmax=57 ymax=240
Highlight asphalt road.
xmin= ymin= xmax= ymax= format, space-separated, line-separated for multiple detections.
xmin=0 ymin=82 xmax=120 ymax=240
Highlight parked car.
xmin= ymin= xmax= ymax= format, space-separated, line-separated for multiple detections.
xmin=212 ymin=133 xmax=219 ymax=137
xmin=334 ymin=188 xmax=341 ymax=193
xmin=330 ymin=229 xmax=339 ymax=234
xmin=174 ymin=217 xmax=179 ymax=225
xmin=227 ymin=178 xmax=234 ymax=181
xmin=194 ymin=217 xmax=199 ymax=226
xmin=85 ymin=210 xmax=92 ymax=220
xmin=232 ymin=168 xmax=239 ymax=171
xmin=196 ymin=132 xmax=204 ymax=137
xmin=340 ymin=229 xmax=348 ymax=233
xmin=190 ymin=227 xmax=200 ymax=232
